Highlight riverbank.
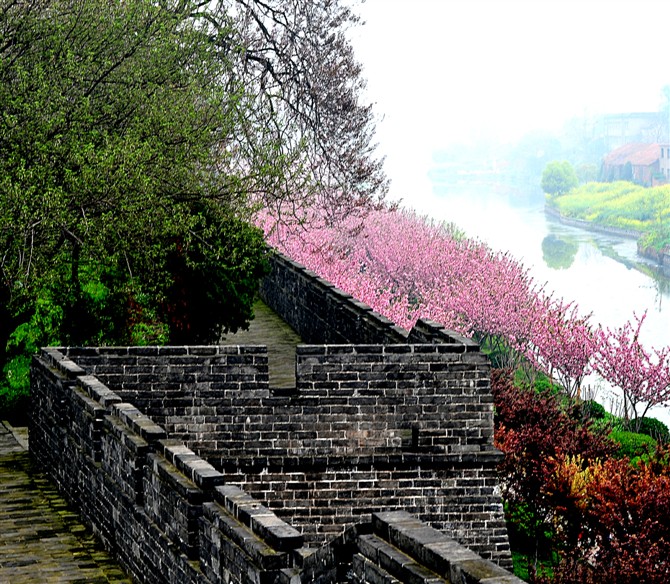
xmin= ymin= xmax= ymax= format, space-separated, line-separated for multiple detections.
xmin=637 ymin=241 xmax=670 ymax=271
xmin=544 ymin=205 xmax=643 ymax=239
xmin=545 ymin=205 xmax=670 ymax=273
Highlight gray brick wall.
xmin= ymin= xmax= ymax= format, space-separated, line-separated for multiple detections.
xmin=28 ymin=246 xmax=518 ymax=581
xmin=53 ymin=342 xmax=508 ymax=563
xmin=30 ymin=349 xmax=303 ymax=584
xmin=260 ymin=251 xmax=408 ymax=344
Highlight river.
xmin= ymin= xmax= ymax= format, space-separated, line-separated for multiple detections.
xmin=407 ymin=171 xmax=670 ymax=423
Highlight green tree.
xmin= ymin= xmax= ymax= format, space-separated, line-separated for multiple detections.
xmin=0 ymin=0 xmax=386 ymax=414
xmin=541 ymin=161 xmax=579 ymax=197
xmin=0 ymin=0 xmax=264 ymax=335
xmin=575 ymin=163 xmax=598 ymax=184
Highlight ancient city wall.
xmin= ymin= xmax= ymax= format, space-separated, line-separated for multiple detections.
xmin=56 ymin=340 xmax=506 ymax=557
xmin=260 ymin=251 xmax=408 ymax=344
xmin=30 ymin=347 xmax=303 ymax=584
xmin=29 ymin=249 xmax=520 ymax=583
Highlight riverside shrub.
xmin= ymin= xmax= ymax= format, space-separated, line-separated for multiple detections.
xmin=609 ymin=430 xmax=657 ymax=459
xmin=534 ymin=449 xmax=670 ymax=584
xmin=491 ymin=370 xmax=614 ymax=561
xmin=494 ymin=370 xmax=670 ymax=583
xmin=637 ymin=416 xmax=670 ymax=443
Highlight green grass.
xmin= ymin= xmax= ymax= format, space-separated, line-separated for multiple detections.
xmin=512 ymin=550 xmax=557 ymax=581
xmin=548 ymin=181 xmax=670 ymax=249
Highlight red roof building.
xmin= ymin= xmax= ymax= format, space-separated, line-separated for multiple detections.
xmin=602 ymin=143 xmax=661 ymax=186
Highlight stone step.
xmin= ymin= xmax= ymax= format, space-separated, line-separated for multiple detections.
xmin=356 ymin=534 xmax=448 ymax=584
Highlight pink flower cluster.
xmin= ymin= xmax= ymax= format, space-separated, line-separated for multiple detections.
xmin=257 ymin=206 xmax=670 ymax=417
xmin=593 ymin=313 xmax=670 ymax=424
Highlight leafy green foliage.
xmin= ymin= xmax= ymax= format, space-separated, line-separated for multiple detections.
xmin=609 ymin=430 xmax=657 ymax=459
xmin=0 ymin=0 xmax=282 ymax=419
xmin=1 ymin=0 xmax=252 ymax=308
xmin=550 ymin=181 xmax=670 ymax=248
xmin=541 ymin=161 xmax=579 ymax=197
xmin=505 ymin=500 xmax=555 ymax=562
xmin=512 ymin=550 xmax=556 ymax=582
xmin=0 ymin=291 xmax=63 ymax=421
xmin=532 ymin=373 xmax=557 ymax=395
xmin=162 ymin=211 xmax=269 ymax=343
xmin=637 ymin=416 xmax=670 ymax=443
xmin=640 ymin=223 xmax=670 ymax=250
xmin=582 ymin=399 xmax=607 ymax=420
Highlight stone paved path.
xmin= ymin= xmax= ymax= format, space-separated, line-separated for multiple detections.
xmin=0 ymin=422 xmax=131 ymax=584
xmin=221 ymin=299 xmax=302 ymax=389
xmin=0 ymin=300 xmax=297 ymax=583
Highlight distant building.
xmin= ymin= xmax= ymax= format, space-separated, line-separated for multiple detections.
xmin=601 ymin=143 xmax=662 ymax=186
xmin=660 ymin=144 xmax=670 ymax=180
xmin=595 ymin=112 xmax=666 ymax=151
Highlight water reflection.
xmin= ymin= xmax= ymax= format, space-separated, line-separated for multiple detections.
xmin=541 ymin=234 xmax=579 ymax=270
xmin=425 ymin=179 xmax=670 ymax=340
xmin=545 ymin=216 xmax=670 ymax=314
xmin=423 ymin=174 xmax=670 ymax=424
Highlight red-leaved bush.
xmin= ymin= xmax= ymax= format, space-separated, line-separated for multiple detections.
xmin=492 ymin=370 xmax=614 ymax=560
xmin=493 ymin=370 xmax=670 ymax=583
xmin=535 ymin=451 xmax=670 ymax=583
xmin=492 ymin=369 xmax=614 ymax=510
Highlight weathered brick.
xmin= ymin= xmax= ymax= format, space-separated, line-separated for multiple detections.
xmin=28 ymin=251 xmax=519 ymax=582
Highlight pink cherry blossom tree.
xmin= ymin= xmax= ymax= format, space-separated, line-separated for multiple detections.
xmin=524 ymin=297 xmax=595 ymax=399
xmin=258 ymin=203 xmax=670 ymax=421
xmin=592 ymin=312 xmax=670 ymax=430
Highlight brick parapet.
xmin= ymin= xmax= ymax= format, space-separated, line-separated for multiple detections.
xmin=31 ymin=343 xmax=511 ymax=571
xmin=28 ymin=246 xmax=517 ymax=581
xmin=30 ymin=350 xmax=304 ymax=584
xmin=300 ymin=511 xmax=523 ymax=584
xmin=407 ymin=318 xmax=480 ymax=350
xmin=260 ymin=251 xmax=408 ymax=344
xmin=69 ymin=343 xmax=493 ymax=456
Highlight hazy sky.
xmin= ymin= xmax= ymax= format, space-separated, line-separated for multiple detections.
xmin=350 ymin=0 xmax=669 ymax=149
xmin=349 ymin=2 xmax=670 ymax=419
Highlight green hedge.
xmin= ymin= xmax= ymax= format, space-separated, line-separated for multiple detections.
xmin=637 ymin=417 xmax=670 ymax=443
xmin=609 ymin=430 xmax=657 ymax=459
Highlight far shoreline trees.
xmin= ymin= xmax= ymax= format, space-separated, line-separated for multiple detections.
xmin=541 ymin=161 xmax=579 ymax=197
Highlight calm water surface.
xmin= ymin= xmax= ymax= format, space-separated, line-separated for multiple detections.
xmin=412 ymin=175 xmax=670 ymax=421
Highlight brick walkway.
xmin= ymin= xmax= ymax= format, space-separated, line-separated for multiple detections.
xmin=221 ymin=299 xmax=302 ymax=389
xmin=0 ymin=421 xmax=131 ymax=584
xmin=0 ymin=300 xmax=297 ymax=583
